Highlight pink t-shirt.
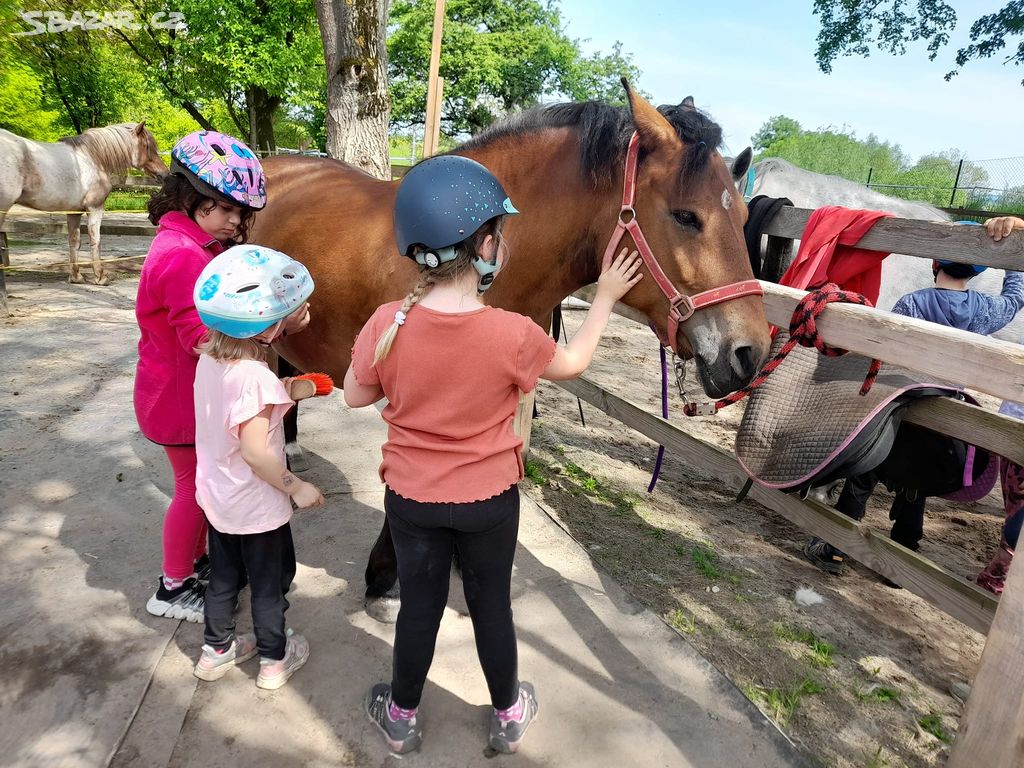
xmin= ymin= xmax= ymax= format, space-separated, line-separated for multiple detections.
xmin=351 ymin=301 xmax=557 ymax=504
xmin=194 ymin=355 xmax=295 ymax=534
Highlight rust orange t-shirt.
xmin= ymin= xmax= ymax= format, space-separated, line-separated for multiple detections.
xmin=351 ymin=300 xmax=557 ymax=503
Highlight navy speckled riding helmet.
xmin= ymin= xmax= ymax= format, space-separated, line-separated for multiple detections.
xmin=393 ymin=155 xmax=518 ymax=259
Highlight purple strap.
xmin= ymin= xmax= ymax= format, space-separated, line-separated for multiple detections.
xmin=648 ymin=342 xmax=668 ymax=492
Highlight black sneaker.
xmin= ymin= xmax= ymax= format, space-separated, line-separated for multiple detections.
xmin=365 ymin=683 xmax=422 ymax=754
xmin=146 ymin=577 xmax=205 ymax=623
xmin=802 ymin=538 xmax=846 ymax=575
xmin=193 ymin=554 xmax=211 ymax=584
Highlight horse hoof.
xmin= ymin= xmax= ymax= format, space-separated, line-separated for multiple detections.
xmin=284 ymin=442 xmax=310 ymax=473
xmin=95 ymin=275 xmax=110 ymax=286
xmin=365 ymin=596 xmax=400 ymax=624
xmin=68 ymin=274 xmax=85 ymax=284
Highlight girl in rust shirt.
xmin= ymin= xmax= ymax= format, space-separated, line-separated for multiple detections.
xmin=345 ymin=155 xmax=641 ymax=756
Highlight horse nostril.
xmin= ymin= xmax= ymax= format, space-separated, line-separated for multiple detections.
xmin=732 ymin=345 xmax=758 ymax=380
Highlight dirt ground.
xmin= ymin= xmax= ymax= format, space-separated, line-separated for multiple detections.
xmin=2 ymin=232 xmax=1002 ymax=768
xmin=521 ymin=307 xmax=1003 ymax=768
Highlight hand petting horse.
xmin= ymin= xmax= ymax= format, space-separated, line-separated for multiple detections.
xmin=250 ymin=81 xmax=772 ymax=621
xmin=0 ymin=122 xmax=168 ymax=285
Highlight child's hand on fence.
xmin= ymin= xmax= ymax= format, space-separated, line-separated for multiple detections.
xmin=985 ymin=216 xmax=1024 ymax=242
xmin=596 ymin=248 xmax=643 ymax=303
xmin=291 ymin=480 xmax=325 ymax=509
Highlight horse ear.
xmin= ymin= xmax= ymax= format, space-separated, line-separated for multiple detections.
xmin=731 ymin=147 xmax=753 ymax=183
xmin=621 ymin=77 xmax=678 ymax=154
xmin=134 ymin=121 xmax=147 ymax=135
xmin=680 ymin=96 xmax=695 ymax=110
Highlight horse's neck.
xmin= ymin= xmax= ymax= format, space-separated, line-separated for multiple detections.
xmin=73 ymin=128 xmax=135 ymax=177
xmin=462 ymin=130 xmax=609 ymax=322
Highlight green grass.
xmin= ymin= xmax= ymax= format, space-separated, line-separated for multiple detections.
xmin=918 ymin=713 xmax=951 ymax=743
xmin=524 ymin=460 xmax=548 ymax=486
xmin=743 ymin=679 xmax=825 ymax=728
xmin=105 ymin=190 xmax=150 ymax=211
xmin=691 ymin=545 xmax=721 ymax=580
xmin=552 ymin=460 xmax=641 ymax=517
xmin=668 ymin=609 xmax=697 ymax=635
xmin=773 ymin=623 xmax=835 ymax=668
xmin=854 ymin=684 xmax=901 ymax=705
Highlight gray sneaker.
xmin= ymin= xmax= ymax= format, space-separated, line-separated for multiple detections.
xmin=365 ymin=683 xmax=422 ymax=754
xmin=489 ymin=682 xmax=539 ymax=754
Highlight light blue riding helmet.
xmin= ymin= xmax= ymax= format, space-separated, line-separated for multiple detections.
xmin=194 ymin=245 xmax=314 ymax=339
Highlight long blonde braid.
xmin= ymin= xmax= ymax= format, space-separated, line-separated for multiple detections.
xmin=373 ymin=271 xmax=436 ymax=363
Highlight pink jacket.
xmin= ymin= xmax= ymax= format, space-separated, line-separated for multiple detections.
xmin=134 ymin=212 xmax=225 ymax=445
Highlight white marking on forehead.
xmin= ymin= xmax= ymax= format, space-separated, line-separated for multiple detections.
xmin=721 ymin=188 xmax=732 ymax=210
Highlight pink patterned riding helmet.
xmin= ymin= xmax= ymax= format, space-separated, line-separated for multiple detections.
xmin=170 ymin=130 xmax=266 ymax=210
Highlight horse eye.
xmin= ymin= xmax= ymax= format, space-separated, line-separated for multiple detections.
xmin=672 ymin=210 xmax=701 ymax=230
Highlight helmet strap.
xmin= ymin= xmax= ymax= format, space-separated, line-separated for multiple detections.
xmin=472 ymin=256 xmax=499 ymax=294
xmin=415 ymin=246 xmax=457 ymax=269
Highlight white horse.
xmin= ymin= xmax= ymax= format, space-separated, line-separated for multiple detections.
xmin=743 ymin=157 xmax=1022 ymax=343
xmin=0 ymin=122 xmax=168 ymax=285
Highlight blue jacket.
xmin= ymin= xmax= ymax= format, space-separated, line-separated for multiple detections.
xmin=891 ymin=271 xmax=1024 ymax=335
xmin=892 ymin=272 xmax=1024 ymax=420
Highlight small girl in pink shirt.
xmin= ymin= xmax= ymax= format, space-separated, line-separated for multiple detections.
xmin=190 ymin=245 xmax=325 ymax=690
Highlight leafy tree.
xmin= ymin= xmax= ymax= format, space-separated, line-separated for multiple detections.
xmin=387 ymin=0 xmax=642 ymax=134
xmin=813 ymin=1 xmax=1024 ymax=84
xmin=751 ymin=115 xmax=802 ymax=152
xmin=0 ymin=64 xmax=61 ymax=139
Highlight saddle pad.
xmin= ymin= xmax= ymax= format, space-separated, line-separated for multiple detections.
xmin=735 ymin=339 xmax=962 ymax=491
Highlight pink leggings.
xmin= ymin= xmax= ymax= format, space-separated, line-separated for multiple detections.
xmin=162 ymin=445 xmax=208 ymax=581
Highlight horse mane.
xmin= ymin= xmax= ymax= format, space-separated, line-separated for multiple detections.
xmin=60 ymin=123 xmax=143 ymax=173
xmin=459 ymin=100 xmax=724 ymax=189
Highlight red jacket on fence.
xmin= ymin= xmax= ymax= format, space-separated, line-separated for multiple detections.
xmin=778 ymin=206 xmax=893 ymax=304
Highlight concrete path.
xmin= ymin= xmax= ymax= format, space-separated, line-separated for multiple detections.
xmin=0 ymin=275 xmax=806 ymax=768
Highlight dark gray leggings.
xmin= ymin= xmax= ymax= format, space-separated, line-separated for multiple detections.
xmin=386 ymin=484 xmax=520 ymax=710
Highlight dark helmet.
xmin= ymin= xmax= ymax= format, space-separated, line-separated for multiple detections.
xmin=393 ymin=155 xmax=518 ymax=259
xmin=934 ymin=221 xmax=988 ymax=278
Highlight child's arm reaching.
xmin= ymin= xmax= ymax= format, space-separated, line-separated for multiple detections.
xmin=541 ymin=248 xmax=643 ymax=380
xmin=343 ymin=366 xmax=385 ymax=407
xmin=239 ymin=406 xmax=325 ymax=508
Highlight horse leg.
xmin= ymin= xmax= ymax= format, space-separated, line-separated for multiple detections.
xmin=364 ymin=517 xmax=400 ymax=623
xmin=277 ymin=356 xmax=310 ymax=472
xmin=0 ymin=210 xmax=9 ymax=267
xmin=66 ymin=214 xmax=84 ymax=283
xmin=86 ymin=208 xmax=107 ymax=286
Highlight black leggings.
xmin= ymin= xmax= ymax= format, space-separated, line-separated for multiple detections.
xmin=386 ymin=484 xmax=520 ymax=710
xmin=836 ymin=471 xmax=926 ymax=551
xmin=205 ymin=521 xmax=296 ymax=660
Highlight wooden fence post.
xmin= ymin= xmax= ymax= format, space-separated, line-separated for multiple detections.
xmin=514 ymin=389 xmax=536 ymax=462
xmin=947 ymin=555 xmax=1024 ymax=767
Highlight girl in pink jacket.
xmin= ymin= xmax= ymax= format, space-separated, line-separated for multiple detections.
xmin=134 ymin=130 xmax=308 ymax=622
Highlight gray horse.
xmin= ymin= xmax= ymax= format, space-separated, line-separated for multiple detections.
xmin=0 ymin=122 xmax=168 ymax=285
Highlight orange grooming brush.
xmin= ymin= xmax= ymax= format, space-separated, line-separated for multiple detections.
xmin=288 ymin=372 xmax=334 ymax=400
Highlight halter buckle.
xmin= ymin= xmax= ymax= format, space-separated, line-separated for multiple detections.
xmin=670 ymin=294 xmax=696 ymax=322
xmin=618 ymin=206 xmax=637 ymax=226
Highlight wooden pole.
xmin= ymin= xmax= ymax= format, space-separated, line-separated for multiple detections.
xmin=948 ymin=554 xmax=1024 ymax=766
xmin=422 ymin=0 xmax=446 ymax=157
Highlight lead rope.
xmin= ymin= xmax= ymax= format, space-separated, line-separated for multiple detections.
xmin=683 ymin=283 xmax=882 ymax=418
xmin=648 ymin=343 xmax=669 ymax=492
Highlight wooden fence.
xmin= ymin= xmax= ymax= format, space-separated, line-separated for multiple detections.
xmin=563 ymin=208 xmax=1024 ymax=767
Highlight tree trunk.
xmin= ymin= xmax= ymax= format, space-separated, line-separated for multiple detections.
xmin=245 ymin=85 xmax=280 ymax=155
xmin=314 ymin=0 xmax=391 ymax=179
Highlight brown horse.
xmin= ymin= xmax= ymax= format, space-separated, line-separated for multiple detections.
xmin=251 ymin=85 xmax=770 ymax=617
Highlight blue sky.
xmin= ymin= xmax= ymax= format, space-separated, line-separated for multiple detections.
xmin=555 ymin=0 xmax=1022 ymax=163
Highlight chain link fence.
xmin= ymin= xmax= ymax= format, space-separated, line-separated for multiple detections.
xmin=864 ymin=156 xmax=1024 ymax=215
